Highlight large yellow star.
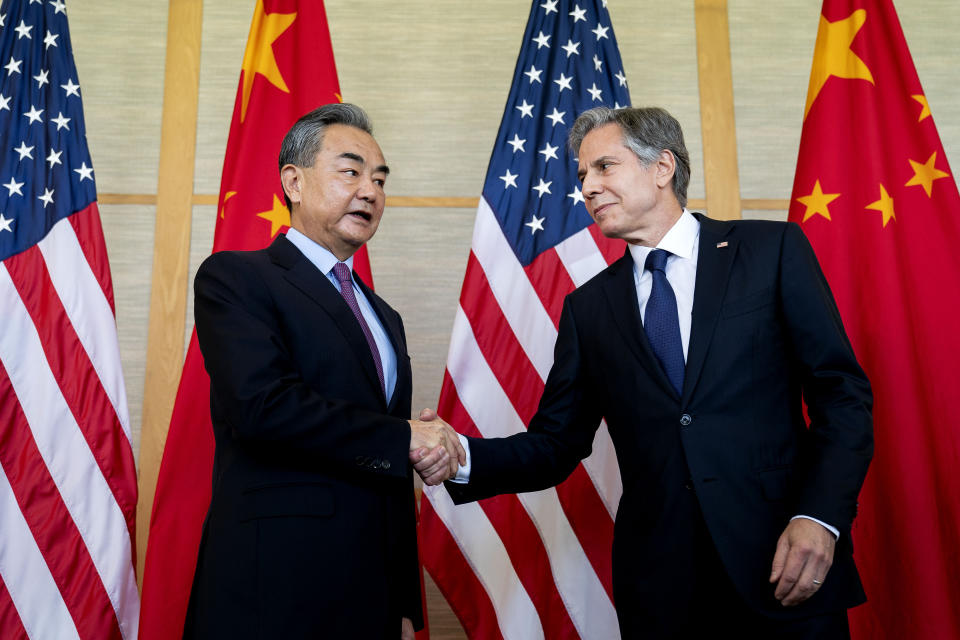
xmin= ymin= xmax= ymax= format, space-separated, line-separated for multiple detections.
xmin=905 ymin=151 xmax=950 ymax=197
xmin=911 ymin=94 xmax=931 ymax=122
xmin=240 ymin=0 xmax=296 ymax=122
xmin=219 ymin=190 xmax=237 ymax=219
xmin=865 ymin=183 xmax=895 ymax=227
xmin=804 ymin=10 xmax=875 ymax=120
xmin=797 ymin=180 xmax=841 ymax=222
xmin=256 ymin=194 xmax=291 ymax=237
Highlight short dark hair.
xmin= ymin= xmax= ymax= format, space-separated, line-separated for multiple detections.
xmin=568 ymin=106 xmax=691 ymax=208
xmin=278 ymin=103 xmax=374 ymax=211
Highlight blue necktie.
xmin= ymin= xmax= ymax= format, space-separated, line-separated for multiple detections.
xmin=643 ymin=249 xmax=685 ymax=396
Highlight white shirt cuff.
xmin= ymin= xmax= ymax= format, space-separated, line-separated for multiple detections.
xmin=450 ymin=433 xmax=471 ymax=483
xmin=791 ymin=514 xmax=839 ymax=539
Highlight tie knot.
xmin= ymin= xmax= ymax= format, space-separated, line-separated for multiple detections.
xmin=644 ymin=249 xmax=670 ymax=273
xmin=332 ymin=262 xmax=352 ymax=285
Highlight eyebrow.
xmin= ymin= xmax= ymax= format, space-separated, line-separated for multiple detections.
xmin=590 ymin=155 xmax=618 ymax=168
xmin=339 ymin=152 xmax=390 ymax=175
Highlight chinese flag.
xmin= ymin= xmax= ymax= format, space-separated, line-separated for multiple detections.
xmin=138 ymin=2 xmax=375 ymax=638
xmin=789 ymin=1 xmax=960 ymax=638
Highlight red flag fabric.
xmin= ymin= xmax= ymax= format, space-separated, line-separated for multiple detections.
xmin=789 ymin=2 xmax=960 ymax=638
xmin=418 ymin=1 xmax=631 ymax=637
xmin=138 ymin=2 xmax=375 ymax=638
xmin=0 ymin=2 xmax=139 ymax=638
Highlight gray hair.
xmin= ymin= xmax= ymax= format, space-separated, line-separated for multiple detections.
xmin=278 ymin=103 xmax=374 ymax=210
xmin=568 ymin=106 xmax=691 ymax=208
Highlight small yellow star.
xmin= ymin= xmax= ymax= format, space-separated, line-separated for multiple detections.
xmin=804 ymin=9 xmax=875 ymax=120
xmin=240 ymin=0 xmax=296 ymax=122
xmin=219 ymin=190 xmax=237 ymax=219
xmin=256 ymin=193 xmax=291 ymax=237
xmin=865 ymin=184 xmax=895 ymax=227
xmin=911 ymin=94 xmax=931 ymax=122
xmin=797 ymin=180 xmax=842 ymax=222
xmin=905 ymin=151 xmax=950 ymax=197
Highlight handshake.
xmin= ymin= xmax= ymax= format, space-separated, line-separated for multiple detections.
xmin=408 ymin=408 xmax=465 ymax=486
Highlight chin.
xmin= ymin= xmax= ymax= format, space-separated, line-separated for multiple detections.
xmin=596 ymin=221 xmax=623 ymax=239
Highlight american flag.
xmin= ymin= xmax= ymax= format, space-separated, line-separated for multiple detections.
xmin=419 ymin=1 xmax=630 ymax=638
xmin=0 ymin=1 xmax=139 ymax=638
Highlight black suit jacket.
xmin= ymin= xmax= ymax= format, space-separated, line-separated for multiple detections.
xmin=183 ymin=234 xmax=422 ymax=639
xmin=447 ymin=215 xmax=873 ymax=635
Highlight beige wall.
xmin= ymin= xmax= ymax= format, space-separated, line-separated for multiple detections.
xmin=68 ymin=0 xmax=960 ymax=459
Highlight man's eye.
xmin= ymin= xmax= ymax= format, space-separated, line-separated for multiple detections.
xmin=374 ymin=179 xmax=385 ymax=187
xmin=344 ymin=169 xmax=358 ymax=176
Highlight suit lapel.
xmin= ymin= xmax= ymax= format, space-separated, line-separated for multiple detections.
xmin=601 ymin=250 xmax=679 ymax=399
xmin=682 ymin=213 xmax=736 ymax=405
xmin=268 ymin=236 xmax=386 ymax=404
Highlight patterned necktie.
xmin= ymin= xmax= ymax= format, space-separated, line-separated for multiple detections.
xmin=643 ymin=249 xmax=685 ymax=396
xmin=332 ymin=262 xmax=385 ymax=395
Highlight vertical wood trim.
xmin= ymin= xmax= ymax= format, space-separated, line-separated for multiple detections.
xmin=694 ymin=0 xmax=742 ymax=220
xmin=136 ymin=0 xmax=203 ymax=587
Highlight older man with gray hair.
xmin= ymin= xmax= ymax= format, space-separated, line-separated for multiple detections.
xmin=184 ymin=103 xmax=462 ymax=640
xmin=432 ymin=106 xmax=873 ymax=639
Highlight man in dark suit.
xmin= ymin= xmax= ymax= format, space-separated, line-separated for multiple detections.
xmin=426 ymin=107 xmax=873 ymax=639
xmin=184 ymin=103 xmax=462 ymax=640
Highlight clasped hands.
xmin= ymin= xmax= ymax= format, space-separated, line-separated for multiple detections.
xmin=408 ymin=408 xmax=465 ymax=485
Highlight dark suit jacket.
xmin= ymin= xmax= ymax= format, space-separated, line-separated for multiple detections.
xmin=447 ymin=214 xmax=873 ymax=635
xmin=183 ymin=234 xmax=422 ymax=639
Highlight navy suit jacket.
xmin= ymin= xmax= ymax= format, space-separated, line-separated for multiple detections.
xmin=447 ymin=214 xmax=873 ymax=635
xmin=184 ymin=234 xmax=422 ymax=639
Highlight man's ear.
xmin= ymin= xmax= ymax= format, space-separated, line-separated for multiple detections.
xmin=655 ymin=150 xmax=676 ymax=189
xmin=280 ymin=164 xmax=302 ymax=206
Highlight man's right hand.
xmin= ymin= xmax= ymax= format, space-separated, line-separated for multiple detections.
xmin=408 ymin=409 xmax=465 ymax=485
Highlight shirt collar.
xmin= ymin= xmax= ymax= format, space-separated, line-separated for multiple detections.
xmin=628 ymin=209 xmax=700 ymax=269
xmin=285 ymin=227 xmax=354 ymax=276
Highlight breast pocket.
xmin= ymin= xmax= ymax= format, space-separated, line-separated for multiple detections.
xmin=721 ymin=287 xmax=774 ymax=318
xmin=238 ymin=482 xmax=335 ymax=522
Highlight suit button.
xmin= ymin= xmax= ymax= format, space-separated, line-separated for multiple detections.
xmin=680 ymin=414 xmax=692 ymax=426
xmin=355 ymin=456 xmax=365 ymax=466
xmin=381 ymin=460 xmax=391 ymax=470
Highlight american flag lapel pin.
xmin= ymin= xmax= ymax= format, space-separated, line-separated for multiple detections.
xmin=716 ymin=241 xmax=728 ymax=248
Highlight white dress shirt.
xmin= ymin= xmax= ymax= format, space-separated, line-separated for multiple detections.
xmin=286 ymin=228 xmax=398 ymax=405
xmin=628 ymin=209 xmax=700 ymax=361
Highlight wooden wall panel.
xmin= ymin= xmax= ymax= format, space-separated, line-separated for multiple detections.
xmin=136 ymin=0 xmax=204 ymax=584
xmin=695 ymin=0 xmax=741 ymax=220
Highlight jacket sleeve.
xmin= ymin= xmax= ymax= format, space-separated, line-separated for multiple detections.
xmin=194 ymin=251 xmax=412 ymax=478
xmin=779 ymin=222 xmax=874 ymax=535
xmin=446 ymin=296 xmax=603 ymax=504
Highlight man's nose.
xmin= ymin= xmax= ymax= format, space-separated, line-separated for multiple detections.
xmin=356 ymin=175 xmax=378 ymax=201
xmin=581 ymin=174 xmax=601 ymax=197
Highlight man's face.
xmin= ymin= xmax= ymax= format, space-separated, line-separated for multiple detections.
xmin=576 ymin=123 xmax=673 ymax=244
xmin=284 ymin=123 xmax=388 ymax=260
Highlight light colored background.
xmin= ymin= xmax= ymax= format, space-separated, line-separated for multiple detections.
xmin=68 ymin=0 xmax=958 ymax=632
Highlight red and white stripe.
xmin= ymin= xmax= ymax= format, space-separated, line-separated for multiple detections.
xmin=0 ymin=207 xmax=139 ymax=640
xmin=422 ymin=198 xmax=625 ymax=639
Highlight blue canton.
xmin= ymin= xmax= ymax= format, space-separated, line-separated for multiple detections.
xmin=482 ymin=0 xmax=631 ymax=266
xmin=0 ymin=0 xmax=96 ymax=262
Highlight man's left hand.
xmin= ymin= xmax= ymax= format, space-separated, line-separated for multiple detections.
xmin=401 ymin=617 xmax=415 ymax=640
xmin=769 ymin=518 xmax=835 ymax=606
